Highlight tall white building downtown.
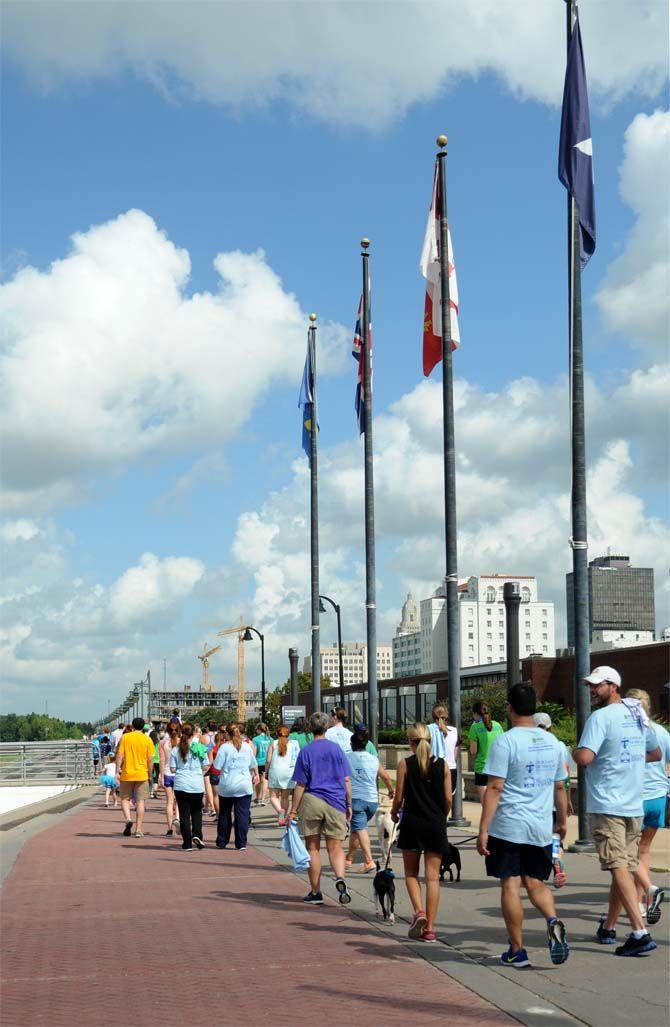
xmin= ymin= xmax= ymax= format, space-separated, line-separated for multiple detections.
xmin=304 ymin=643 xmax=393 ymax=687
xmin=392 ymin=574 xmax=555 ymax=676
xmin=420 ymin=592 xmax=448 ymax=674
xmin=392 ymin=594 xmax=423 ymax=678
xmin=459 ymin=575 xmax=555 ymax=666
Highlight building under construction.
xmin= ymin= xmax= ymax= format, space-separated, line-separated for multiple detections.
xmin=150 ymin=687 xmax=262 ymax=724
xmin=148 ymin=618 xmax=263 ymax=723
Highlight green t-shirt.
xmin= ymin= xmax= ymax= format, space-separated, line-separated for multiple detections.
xmin=468 ymin=720 xmax=504 ymax=774
xmin=289 ymin=731 xmax=314 ymax=750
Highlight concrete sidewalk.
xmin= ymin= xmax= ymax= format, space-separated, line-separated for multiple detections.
xmin=0 ymin=797 xmax=516 ymax=1027
xmin=251 ymin=800 xmax=670 ymax=1027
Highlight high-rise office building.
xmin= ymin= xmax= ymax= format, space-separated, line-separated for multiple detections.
xmin=566 ymin=554 xmax=655 ymax=649
xmin=303 ymin=643 xmax=393 ymax=687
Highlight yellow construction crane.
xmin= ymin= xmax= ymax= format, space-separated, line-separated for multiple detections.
xmin=197 ymin=643 xmax=221 ymax=692
xmin=217 ymin=617 xmax=247 ymax=720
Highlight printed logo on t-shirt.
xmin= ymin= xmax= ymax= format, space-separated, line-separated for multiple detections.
xmin=520 ymin=736 xmax=557 ymax=791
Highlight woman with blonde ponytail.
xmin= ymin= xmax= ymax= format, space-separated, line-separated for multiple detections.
xmin=391 ymin=723 xmax=451 ymax=943
xmin=428 ymin=703 xmax=460 ymax=799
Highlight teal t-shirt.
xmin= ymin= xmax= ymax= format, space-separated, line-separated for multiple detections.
xmin=469 ymin=720 xmax=504 ymax=773
xmin=644 ymin=722 xmax=670 ymax=801
xmin=253 ymin=734 xmax=272 ymax=766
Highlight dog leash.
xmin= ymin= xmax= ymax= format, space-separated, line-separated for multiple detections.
xmin=383 ymin=820 xmax=398 ymax=871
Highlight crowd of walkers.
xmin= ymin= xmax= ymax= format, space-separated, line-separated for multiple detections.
xmin=93 ymin=663 xmax=668 ymax=966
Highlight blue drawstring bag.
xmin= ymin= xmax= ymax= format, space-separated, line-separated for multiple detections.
xmin=282 ymin=821 xmax=311 ymax=872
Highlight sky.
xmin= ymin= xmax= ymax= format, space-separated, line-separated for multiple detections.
xmin=1 ymin=1 xmax=668 ymax=722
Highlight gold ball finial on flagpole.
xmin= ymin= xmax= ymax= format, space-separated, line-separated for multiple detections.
xmin=437 ymin=134 xmax=448 ymax=149
xmin=309 ymin=313 xmax=317 ymax=323
xmin=361 ymin=237 xmax=370 ymax=249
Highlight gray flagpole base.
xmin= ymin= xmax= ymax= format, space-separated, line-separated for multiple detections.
xmin=448 ymin=815 xmax=471 ymax=827
xmin=567 ymin=838 xmax=595 ymax=853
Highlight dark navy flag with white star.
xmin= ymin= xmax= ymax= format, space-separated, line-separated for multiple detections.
xmin=558 ymin=10 xmax=596 ymax=267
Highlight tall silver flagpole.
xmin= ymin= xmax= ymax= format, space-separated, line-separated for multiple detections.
xmin=436 ymin=135 xmax=467 ymax=826
xmin=308 ymin=313 xmax=321 ymax=714
xmin=565 ymin=0 xmax=592 ymax=848
xmin=361 ymin=239 xmax=378 ymax=745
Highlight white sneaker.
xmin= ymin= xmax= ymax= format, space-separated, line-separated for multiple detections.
xmin=639 ymin=901 xmax=647 ymax=919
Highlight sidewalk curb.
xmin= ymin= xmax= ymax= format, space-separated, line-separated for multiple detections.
xmin=0 ymin=785 xmax=97 ymax=831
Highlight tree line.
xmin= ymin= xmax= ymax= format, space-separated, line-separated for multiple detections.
xmin=0 ymin=713 xmax=94 ymax=742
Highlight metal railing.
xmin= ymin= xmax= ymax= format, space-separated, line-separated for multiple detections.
xmin=0 ymin=742 xmax=98 ymax=785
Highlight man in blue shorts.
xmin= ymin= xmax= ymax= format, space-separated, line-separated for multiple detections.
xmin=574 ymin=666 xmax=661 ymax=957
xmin=477 ymin=682 xmax=569 ymax=969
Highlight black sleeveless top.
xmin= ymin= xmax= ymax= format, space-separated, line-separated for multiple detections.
xmin=397 ymin=754 xmax=448 ymax=854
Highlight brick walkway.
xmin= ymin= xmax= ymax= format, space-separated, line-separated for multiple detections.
xmin=1 ymin=799 xmax=517 ymax=1027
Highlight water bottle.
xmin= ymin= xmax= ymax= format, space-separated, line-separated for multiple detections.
xmin=552 ymin=832 xmax=566 ymax=888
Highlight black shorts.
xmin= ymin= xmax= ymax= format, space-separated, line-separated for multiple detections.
xmin=485 ymin=835 xmax=553 ymax=881
xmin=257 ymin=766 xmax=266 ymax=777
xmin=474 ymin=772 xmax=488 ymax=787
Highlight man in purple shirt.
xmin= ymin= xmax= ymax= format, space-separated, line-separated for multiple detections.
xmin=288 ymin=711 xmax=352 ymax=905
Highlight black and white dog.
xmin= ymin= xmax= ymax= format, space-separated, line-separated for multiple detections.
xmin=439 ymin=842 xmax=462 ymax=882
xmin=373 ymin=861 xmax=396 ymax=923
xmin=374 ymin=808 xmax=395 ymax=863
xmin=373 ymin=815 xmax=397 ymax=923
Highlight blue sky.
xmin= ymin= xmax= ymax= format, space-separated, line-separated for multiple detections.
xmin=1 ymin=2 xmax=668 ymax=720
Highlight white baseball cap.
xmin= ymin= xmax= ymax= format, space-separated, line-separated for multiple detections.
xmin=584 ymin=665 xmax=622 ymax=688
xmin=532 ymin=712 xmax=552 ymax=729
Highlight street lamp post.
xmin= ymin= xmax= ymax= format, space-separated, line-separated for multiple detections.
xmin=288 ymin=648 xmax=299 ymax=706
xmin=243 ymin=626 xmax=266 ymax=724
xmin=319 ymin=594 xmax=344 ymax=709
xmin=503 ymin=582 xmax=521 ymax=690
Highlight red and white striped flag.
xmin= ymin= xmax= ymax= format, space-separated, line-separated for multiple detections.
xmin=420 ymin=162 xmax=460 ymax=377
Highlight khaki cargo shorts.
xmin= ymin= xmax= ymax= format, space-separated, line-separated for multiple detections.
xmin=300 ymin=792 xmax=348 ymax=841
xmin=591 ymin=813 xmax=642 ymax=871
xmin=119 ymin=780 xmax=149 ymax=801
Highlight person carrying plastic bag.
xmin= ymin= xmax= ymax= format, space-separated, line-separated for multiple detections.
xmin=282 ymin=820 xmax=311 ymax=872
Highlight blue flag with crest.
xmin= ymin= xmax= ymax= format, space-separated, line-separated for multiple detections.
xmin=558 ymin=10 xmax=596 ymax=267
xmin=298 ymin=332 xmax=315 ymax=463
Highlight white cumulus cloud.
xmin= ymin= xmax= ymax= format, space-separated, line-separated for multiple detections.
xmin=3 ymin=1 xmax=667 ymax=129
xmin=595 ymin=109 xmax=670 ymax=353
xmin=108 ymin=552 xmax=205 ymax=628
xmin=0 ymin=209 xmax=347 ymax=514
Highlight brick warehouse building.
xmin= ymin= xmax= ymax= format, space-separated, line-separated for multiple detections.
xmin=298 ymin=642 xmax=669 ymax=726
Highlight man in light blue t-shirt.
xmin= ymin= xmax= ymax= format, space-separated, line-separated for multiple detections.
xmin=477 ymin=682 xmax=569 ymax=970
xmin=574 ymin=665 xmax=661 ymax=958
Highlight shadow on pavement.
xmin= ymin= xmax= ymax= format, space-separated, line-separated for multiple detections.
xmin=315 ymin=982 xmax=511 ymax=1023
